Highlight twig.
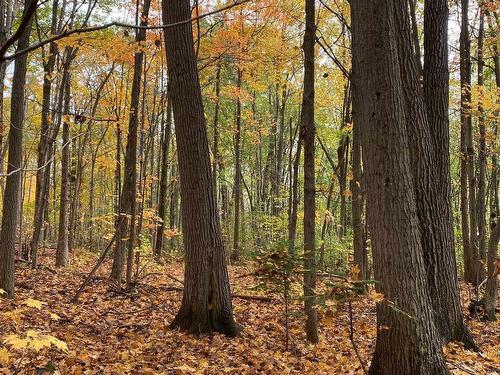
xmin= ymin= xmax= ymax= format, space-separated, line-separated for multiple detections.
xmin=348 ymin=301 xmax=368 ymax=375
xmin=165 ymin=274 xmax=184 ymax=285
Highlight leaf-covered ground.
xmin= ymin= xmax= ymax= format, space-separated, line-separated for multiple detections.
xmin=0 ymin=249 xmax=499 ymax=374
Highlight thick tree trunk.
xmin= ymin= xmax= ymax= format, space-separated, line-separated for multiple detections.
xmin=351 ymin=0 xmax=449 ymax=372
xmin=422 ymin=0 xmax=476 ymax=347
xmin=163 ymin=0 xmax=239 ymax=336
xmin=56 ymin=79 xmax=71 ymax=267
xmin=0 ymin=0 xmax=33 ymax=295
xmin=301 ymin=0 xmax=318 ymax=344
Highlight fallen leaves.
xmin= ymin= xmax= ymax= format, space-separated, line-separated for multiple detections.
xmin=0 ymin=248 xmax=498 ymax=374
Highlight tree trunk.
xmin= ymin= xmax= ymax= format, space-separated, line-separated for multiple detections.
xmin=476 ymin=7 xmax=487 ymax=282
xmin=163 ymin=0 xmax=239 ymax=336
xmin=154 ymin=90 xmax=172 ymax=259
xmin=111 ymin=0 xmax=151 ymax=287
xmin=459 ymin=0 xmax=476 ymax=284
xmin=231 ymin=68 xmax=242 ymax=263
xmin=301 ymin=0 xmax=318 ymax=344
xmin=56 ymin=78 xmax=71 ymax=267
xmin=351 ymin=113 xmax=367 ymax=281
xmin=422 ymin=0 xmax=476 ymax=347
xmin=351 ymin=0 xmax=449 ymax=372
xmin=0 ymin=0 xmax=33 ymax=295
xmin=287 ymin=129 xmax=301 ymax=255
xmin=30 ymin=0 xmax=59 ymax=261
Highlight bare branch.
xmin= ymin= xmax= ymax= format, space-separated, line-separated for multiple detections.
xmin=1 ymin=0 xmax=252 ymax=62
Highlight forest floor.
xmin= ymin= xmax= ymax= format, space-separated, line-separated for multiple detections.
xmin=0 ymin=248 xmax=499 ymax=375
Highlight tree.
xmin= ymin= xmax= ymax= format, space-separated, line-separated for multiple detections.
xmin=301 ymin=0 xmax=318 ymax=344
xmin=0 ymin=0 xmax=34 ymax=295
xmin=419 ymin=0 xmax=476 ymax=347
xmin=154 ymin=88 xmax=172 ymax=259
xmin=111 ymin=0 xmax=152 ymax=288
xmin=231 ymin=68 xmax=242 ymax=263
xmin=163 ymin=0 xmax=239 ymax=336
xmin=351 ymin=0 xmax=449 ymax=372
xmin=459 ymin=0 xmax=479 ymax=285
xmin=55 ymin=63 xmax=72 ymax=267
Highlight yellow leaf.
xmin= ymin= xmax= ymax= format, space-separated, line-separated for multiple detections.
xmin=49 ymin=313 xmax=61 ymax=321
xmin=3 ymin=335 xmax=29 ymax=350
xmin=0 ymin=347 xmax=9 ymax=364
xmin=369 ymin=291 xmax=385 ymax=303
xmin=23 ymin=298 xmax=47 ymax=310
xmin=48 ymin=336 xmax=68 ymax=352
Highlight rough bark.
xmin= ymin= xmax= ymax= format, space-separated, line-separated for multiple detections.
xmin=163 ymin=0 xmax=239 ymax=336
xmin=351 ymin=0 xmax=449 ymax=372
xmin=422 ymin=0 xmax=476 ymax=347
xmin=0 ymin=0 xmax=33 ymax=295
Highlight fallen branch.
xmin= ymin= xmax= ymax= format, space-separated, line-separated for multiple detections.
xmin=71 ymin=230 xmax=119 ymax=303
xmin=161 ymin=286 xmax=274 ymax=302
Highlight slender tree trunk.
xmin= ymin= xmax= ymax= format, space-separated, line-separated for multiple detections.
xmin=163 ymin=0 xmax=239 ymax=336
xmin=30 ymin=0 xmax=59 ymax=261
xmin=476 ymin=7 xmax=487 ymax=282
xmin=301 ymin=0 xmax=318 ymax=344
xmin=0 ymin=0 xmax=33 ymax=295
xmin=212 ymin=63 xmax=221 ymax=199
xmin=287 ymin=128 xmax=301 ymax=255
xmin=351 ymin=114 xmax=367 ymax=281
xmin=231 ymin=68 xmax=242 ymax=263
xmin=154 ymin=90 xmax=172 ymax=259
xmin=351 ymin=0 xmax=449 ymax=372
xmin=460 ymin=0 xmax=476 ymax=284
xmin=56 ymin=78 xmax=71 ymax=267
xmin=111 ymin=0 xmax=151 ymax=288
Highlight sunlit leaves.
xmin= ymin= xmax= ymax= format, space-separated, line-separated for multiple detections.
xmin=22 ymin=298 xmax=47 ymax=310
xmin=4 ymin=331 xmax=68 ymax=353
